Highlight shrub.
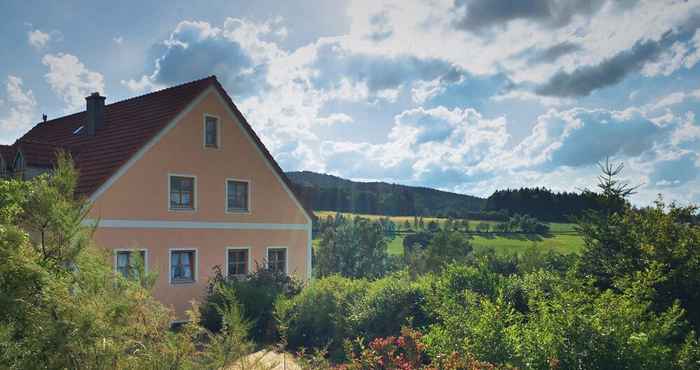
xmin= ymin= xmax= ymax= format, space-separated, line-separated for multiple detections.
xmin=347 ymin=274 xmax=428 ymax=340
xmin=343 ymin=328 xmax=507 ymax=370
xmin=344 ymin=328 xmax=427 ymax=369
xmin=275 ymin=275 xmax=369 ymax=358
xmin=200 ymin=265 xmax=302 ymax=343
xmin=507 ymin=266 xmax=692 ymax=369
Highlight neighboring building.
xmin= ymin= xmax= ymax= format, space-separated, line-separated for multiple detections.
xmin=1 ymin=76 xmax=313 ymax=318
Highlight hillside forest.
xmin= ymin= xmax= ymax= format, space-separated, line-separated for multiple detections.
xmin=288 ymin=171 xmax=612 ymax=222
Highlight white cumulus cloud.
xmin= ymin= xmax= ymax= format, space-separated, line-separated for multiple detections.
xmin=42 ymin=53 xmax=105 ymax=113
xmin=28 ymin=29 xmax=50 ymax=49
xmin=0 ymin=76 xmax=37 ymax=144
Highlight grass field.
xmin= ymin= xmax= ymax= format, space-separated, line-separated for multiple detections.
xmin=383 ymin=233 xmax=584 ymax=256
xmin=315 ymin=211 xmax=578 ymax=232
xmin=315 ymin=211 xmax=584 ymax=256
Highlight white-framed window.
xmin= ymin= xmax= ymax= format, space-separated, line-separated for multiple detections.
xmin=169 ymin=248 xmax=197 ymax=284
xmin=169 ymin=174 xmax=196 ymax=211
xmin=204 ymin=114 xmax=220 ymax=149
xmin=226 ymin=247 xmax=251 ymax=278
xmin=266 ymin=247 xmax=288 ymax=274
xmin=226 ymin=179 xmax=250 ymax=213
xmin=114 ymin=249 xmax=147 ymax=278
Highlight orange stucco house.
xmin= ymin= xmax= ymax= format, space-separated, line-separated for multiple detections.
xmin=0 ymin=76 xmax=313 ymax=317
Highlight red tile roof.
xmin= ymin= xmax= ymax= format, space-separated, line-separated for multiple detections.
xmin=14 ymin=76 xmax=313 ymax=220
xmin=0 ymin=144 xmax=14 ymax=166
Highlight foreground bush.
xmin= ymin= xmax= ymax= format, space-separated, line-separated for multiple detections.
xmin=283 ymin=262 xmax=700 ymax=369
xmin=421 ymin=264 xmax=700 ymax=369
xmin=275 ymin=275 xmax=368 ymax=358
xmin=275 ymin=273 xmax=430 ymax=360
xmin=200 ymin=265 xmax=302 ymax=343
xmin=347 ymin=273 xmax=428 ymax=341
xmin=304 ymin=328 xmax=507 ymax=370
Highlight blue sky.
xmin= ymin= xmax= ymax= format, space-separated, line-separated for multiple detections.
xmin=1 ymin=0 xmax=700 ymax=205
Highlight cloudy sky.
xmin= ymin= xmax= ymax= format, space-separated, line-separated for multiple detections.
xmin=2 ymin=0 xmax=700 ymax=205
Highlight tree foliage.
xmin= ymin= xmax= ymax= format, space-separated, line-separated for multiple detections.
xmin=315 ymin=216 xmax=388 ymax=279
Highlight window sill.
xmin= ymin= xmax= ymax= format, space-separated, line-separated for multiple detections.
xmin=225 ymin=209 xmax=251 ymax=215
xmin=169 ymin=208 xmax=196 ymax=213
xmin=170 ymin=280 xmax=196 ymax=285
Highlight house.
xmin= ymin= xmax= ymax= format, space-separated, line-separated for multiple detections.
xmin=1 ymin=76 xmax=313 ymax=318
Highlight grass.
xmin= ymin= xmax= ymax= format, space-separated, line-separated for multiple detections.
xmin=470 ymin=233 xmax=584 ymax=255
xmin=382 ymin=233 xmax=584 ymax=256
xmin=387 ymin=237 xmax=404 ymax=256
xmin=315 ymin=211 xmax=584 ymax=256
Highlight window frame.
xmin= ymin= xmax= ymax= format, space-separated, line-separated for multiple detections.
xmin=225 ymin=178 xmax=252 ymax=214
xmin=225 ymin=246 xmax=252 ymax=278
xmin=203 ymin=114 xmax=221 ymax=149
xmin=13 ymin=151 xmax=24 ymax=170
xmin=113 ymin=248 xmax=148 ymax=277
xmin=168 ymin=248 xmax=198 ymax=285
xmin=266 ymin=246 xmax=288 ymax=274
xmin=168 ymin=173 xmax=197 ymax=212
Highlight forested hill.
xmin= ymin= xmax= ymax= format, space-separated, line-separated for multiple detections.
xmin=484 ymin=187 xmax=603 ymax=222
xmin=286 ymin=171 xmax=486 ymax=217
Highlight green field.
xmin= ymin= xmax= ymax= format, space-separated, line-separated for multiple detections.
xmin=315 ymin=211 xmax=584 ymax=256
xmin=383 ymin=233 xmax=584 ymax=256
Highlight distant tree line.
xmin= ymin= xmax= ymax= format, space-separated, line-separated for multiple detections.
xmin=288 ymin=171 xmax=484 ymax=217
xmin=485 ymin=187 xmax=604 ymax=222
xmin=290 ymin=172 xmax=616 ymax=221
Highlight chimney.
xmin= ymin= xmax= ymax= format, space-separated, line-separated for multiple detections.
xmin=85 ymin=92 xmax=106 ymax=136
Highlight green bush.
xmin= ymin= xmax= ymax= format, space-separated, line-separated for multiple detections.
xmin=347 ymin=273 xmax=428 ymax=340
xmin=275 ymin=275 xmax=368 ymax=358
xmin=419 ymin=263 xmax=518 ymax=363
xmin=200 ymin=265 xmax=302 ymax=343
xmin=418 ymin=261 xmax=698 ymax=369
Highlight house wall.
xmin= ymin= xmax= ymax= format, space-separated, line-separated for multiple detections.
xmin=92 ymin=227 xmax=308 ymax=316
xmin=88 ymin=88 xmax=311 ymax=318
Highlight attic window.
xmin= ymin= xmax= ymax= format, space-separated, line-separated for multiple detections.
xmin=204 ymin=115 xmax=219 ymax=148
xmin=73 ymin=126 xmax=84 ymax=135
xmin=14 ymin=153 xmax=24 ymax=169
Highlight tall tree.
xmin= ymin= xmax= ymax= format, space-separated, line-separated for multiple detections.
xmin=315 ymin=217 xmax=388 ymax=279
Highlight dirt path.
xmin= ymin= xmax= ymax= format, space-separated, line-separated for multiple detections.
xmin=229 ymin=350 xmax=301 ymax=370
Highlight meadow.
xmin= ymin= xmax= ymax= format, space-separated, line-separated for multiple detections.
xmin=315 ymin=211 xmax=585 ymax=256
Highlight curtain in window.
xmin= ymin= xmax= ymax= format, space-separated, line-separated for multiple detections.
xmin=171 ymin=251 xmax=193 ymax=280
xmin=181 ymin=252 xmax=192 ymax=279
xmin=228 ymin=250 xmax=248 ymax=276
xmin=227 ymin=181 xmax=248 ymax=211
xmin=170 ymin=177 xmax=194 ymax=209
xmin=117 ymin=252 xmax=130 ymax=276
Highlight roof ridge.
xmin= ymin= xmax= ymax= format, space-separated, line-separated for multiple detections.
xmin=105 ymin=75 xmax=216 ymax=107
xmin=32 ymin=75 xmax=218 ymax=127
xmin=17 ymin=139 xmax=63 ymax=145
